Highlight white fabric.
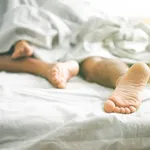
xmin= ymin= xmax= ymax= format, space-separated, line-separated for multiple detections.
xmin=0 ymin=0 xmax=150 ymax=63
xmin=1 ymin=1 xmax=150 ymax=150
xmin=0 ymin=72 xmax=150 ymax=150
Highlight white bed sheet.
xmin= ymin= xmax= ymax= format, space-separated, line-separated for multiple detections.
xmin=0 ymin=72 xmax=150 ymax=150
xmin=0 ymin=1 xmax=150 ymax=149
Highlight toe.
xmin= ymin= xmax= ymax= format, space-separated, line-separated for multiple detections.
xmin=120 ymin=107 xmax=126 ymax=114
xmin=52 ymin=76 xmax=61 ymax=84
xmin=129 ymin=106 xmax=136 ymax=113
xmin=52 ymin=76 xmax=58 ymax=82
xmin=104 ymin=100 xmax=115 ymax=113
xmin=57 ymin=82 xmax=66 ymax=89
xmin=113 ymin=106 xmax=120 ymax=113
xmin=125 ymin=107 xmax=131 ymax=114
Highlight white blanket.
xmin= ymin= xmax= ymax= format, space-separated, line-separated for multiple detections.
xmin=0 ymin=0 xmax=150 ymax=63
xmin=1 ymin=1 xmax=150 ymax=150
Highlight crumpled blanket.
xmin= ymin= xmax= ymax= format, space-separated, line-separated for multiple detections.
xmin=0 ymin=0 xmax=150 ymax=64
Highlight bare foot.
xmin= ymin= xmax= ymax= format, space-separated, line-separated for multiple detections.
xmin=44 ymin=60 xmax=79 ymax=88
xmin=12 ymin=40 xmax=33 ymax=59
xmin=104 ymin=62 xmax=150 ymax=114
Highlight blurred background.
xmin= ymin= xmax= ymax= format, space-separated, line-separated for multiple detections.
xmin=90 ymin=0 xmax=150 ymax=18
xmin=61 ymin=0 xmax=150 ymax=22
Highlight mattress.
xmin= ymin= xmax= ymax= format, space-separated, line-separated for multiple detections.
xmin=0 ymin=72 xmax=150 ymax=150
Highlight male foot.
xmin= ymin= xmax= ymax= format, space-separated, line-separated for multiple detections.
xmin=12 ymin=40 xmax=33 ymax=59
xmin=104 ymin=62 xmax=150 ymax=114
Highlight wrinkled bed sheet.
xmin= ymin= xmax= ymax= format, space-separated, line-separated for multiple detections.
xmin=0 ymin=72 xmax=150 ymax=150
xmin=1 ymin=0 xmax=150 ymax=150
xmin=0 ymin=0 xmax=150 ymax=63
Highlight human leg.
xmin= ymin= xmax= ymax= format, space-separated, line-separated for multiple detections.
xmin=0 ymin=55 xmax=79 ymax=88
xmin=80 ymin=57 xmax=150 ymax=114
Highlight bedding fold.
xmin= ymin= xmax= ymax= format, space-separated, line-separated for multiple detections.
xmin=0 ymin=0 xmax=150 ymax=63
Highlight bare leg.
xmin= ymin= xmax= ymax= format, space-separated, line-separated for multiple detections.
xmin=80 ymin=57 xmax=150 ymax=114
xmin=0 ymin=56 xmax=79 ymax=88
xmin=80 ymin=57 xmax=129 ymax=88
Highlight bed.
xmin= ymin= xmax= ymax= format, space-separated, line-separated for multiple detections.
xmin=1 ymin=0 xmax=150 ymax=150
xmin=0 ymin=71 xmax=150 ymax=150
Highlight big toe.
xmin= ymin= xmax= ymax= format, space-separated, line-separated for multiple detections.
xmin=104 ymin=100 xmax=115 ymax=113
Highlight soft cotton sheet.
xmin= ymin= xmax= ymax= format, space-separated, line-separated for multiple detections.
xmin=1 ymin=0 xmax=150 ymax=150
xmin=0 ymin=72 xmax=150 ymax=150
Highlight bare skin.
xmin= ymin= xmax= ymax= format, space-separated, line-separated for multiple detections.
xmin=46 ymin=61 xmax=79 ymax=88
xmin=80 ymin=57 xmax=150 ymax=114
xmin=11 ymin=40 xmax=33 ymax=59
xmin=2 ymin=40 xmax=79 ymax=88
xmin=0 ymin=41 xmax=150 ymax=113
xmin=104 ymin=63 xmax=150 ymax=113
